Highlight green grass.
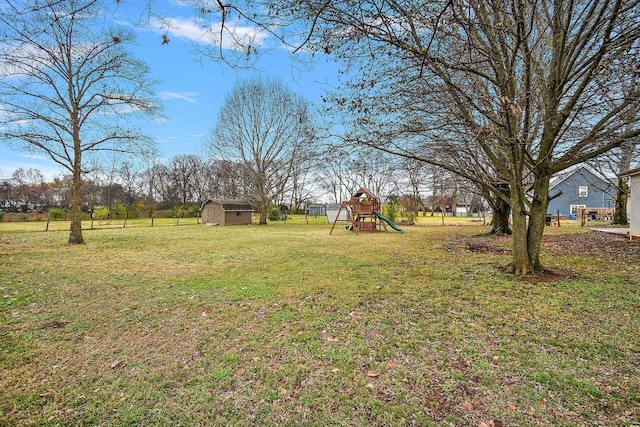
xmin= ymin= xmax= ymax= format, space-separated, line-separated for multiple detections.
xmin=0 ymin=217 xmax=638 ymax=426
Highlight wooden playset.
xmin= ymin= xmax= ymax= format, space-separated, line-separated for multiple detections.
xmin=329 ymin=187 xmax=404 ymax=235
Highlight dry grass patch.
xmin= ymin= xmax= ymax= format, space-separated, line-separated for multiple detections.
xmin=1 ymin=220 xmax=638 ymax=426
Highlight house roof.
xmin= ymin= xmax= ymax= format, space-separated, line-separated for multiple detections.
xmin=619 ymin=167 xmax=640 ymax=177
xmin=200 ymin=199 xmax=253 ymax=211
xmin=549 ymin=166 xmax=610 ymax=190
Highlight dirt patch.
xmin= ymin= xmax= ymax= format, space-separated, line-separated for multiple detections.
xmin=542 ymin=230 xmax=640 ymax=261
xmin=447 ymin=231 xmax=640 ymax=261
xmin=447 ymin=231 xmax=640 ymax=283
xmin=518 ymin=268 xmax=576 ymax=283
xmin=40 ymin=321 xmax=68 ymax=330
xmin=444 ymin=237 xmax=511 ymax=255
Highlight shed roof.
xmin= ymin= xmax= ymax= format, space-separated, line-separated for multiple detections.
xmin=201 ymin=199 xmax=253 ymax=211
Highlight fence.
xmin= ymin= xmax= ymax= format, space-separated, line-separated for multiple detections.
xmin=36 ymin=215 xmax=202 ymax=232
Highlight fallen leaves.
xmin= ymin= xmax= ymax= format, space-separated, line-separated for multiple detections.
xmin=110 ymin=360 xmax=126 ymax=369
xmin=40 ymin=389 xmax=55 ymax=398
xmin=320 ymin=329 xmax=340 ymax=342
xmin=461 ymin=401 xmax=474 ymax=410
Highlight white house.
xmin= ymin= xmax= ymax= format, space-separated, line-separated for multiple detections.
xmin=620 ymin=167 xmax=640 ymax=240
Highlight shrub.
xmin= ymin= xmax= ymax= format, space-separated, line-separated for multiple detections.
xmin=0 ymin=211 xmax=3 ymax=221
xmin=183 ymin=204 xmax=199 ymax=217
xmin=92 ymin=206 xmax=110 ymax=221
xmin=129 ymin=200 xmax=154 ymax=218
xmin=399 ymin=196 xmax=419 ymax=224
xmin=114 ymin=203 xmax=127 ymax=219
xmin=171 ymin=206 xmax=185 ymax=218
xmin=268 ymin=206 xmax=281 ymax=221
xmin=382 ymin=202 xmax=399 ymax=223
xmin=48 ymin=207 xmax=65 ymax=220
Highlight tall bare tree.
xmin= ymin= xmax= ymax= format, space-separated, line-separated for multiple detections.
xmin=11 ymin=168 xmax=46 ymax=209
xmin=208 ymin=77 xmax=315 ymax=224
xmin=268 ymin=0 xmax=640 ymax=274
xmin=0 ymin=0 xmax=162 ymax=244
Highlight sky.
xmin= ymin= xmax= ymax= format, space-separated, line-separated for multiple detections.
xmin=0 ymin=0 xmax=342 ymax=181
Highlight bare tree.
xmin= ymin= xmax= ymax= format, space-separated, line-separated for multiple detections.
xmin=117 ymin=161 xmax=142 ymax=206
xmin=145 ymin=163 xmax=178 ymax=208
xmin=167 ymin=154 xmax=198 ymax=206
xmin=317 ymin=147 xmax=359 ymax=203
xmin=0 ymin=0 xmax=162 ymax=244
xmin=11 ymin=168 xmax=46 ymax=210
xmin=283 ymin=153 xmax=321 ymax=213
xmin=208 ymin=77 xmax=315 ymax=224
xmin=0 ymin=179 xmax=14 ymax=210
xmin=270 ymin=0 xmax=640 ymax=274
xmin=316 ymin=145 xmax=399 ymax=203
xmin=612 ymin=139 xmax=640 ymax=224
xmin=207 ymin=158 xmax=250 ymax=200
xmin=401 ymin=158 xmax=428 ymax=210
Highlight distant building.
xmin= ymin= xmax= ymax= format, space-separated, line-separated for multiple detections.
xmin=326 ymin=204 xmax=349 ymax=223
xmin=200 ymin=199 xmax=253 ymax=226
xmin=308 ymin=204 xmax=326 ymax=216
xmin=547 ymin=167 xmax=616 ymax=218
xmin=48 ymin=187 xmax=70 ymax=207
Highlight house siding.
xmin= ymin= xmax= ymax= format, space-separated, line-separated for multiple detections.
xmin=621 ymin=169 xmax=640 ymax=238
xmin=547 ymin=168 xmax=616 ymax=217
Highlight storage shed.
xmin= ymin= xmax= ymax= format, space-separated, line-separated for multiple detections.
xmin=620 ymin=167 xmax=640 ymax=239
xmin=326 ymin=204 xmax=349 ymax=223
xmin=200 ymin=199 xmax=253 ymax=226
xmin=308 ymin=204 xmax=327 ymax=216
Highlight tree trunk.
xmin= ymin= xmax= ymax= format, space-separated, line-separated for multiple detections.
xmin=613 ymin=177 xmax=629 ymax=225
xmin=508 ymin=176 xmax=551 ymax=274
xmin=527 ymin=176 xmax=552 ymax=271
xmin=68 ymin=157 xmax=84 ymax=245
xmin=489 ymin=192 xmax=512 ymax=235
xmin=510 ymin=203 xmax=533 ymax=274
xmin=483 ymin=185 xmax=512 ymax=235
xmin=258 ymin=200 xmax=268 ymax=225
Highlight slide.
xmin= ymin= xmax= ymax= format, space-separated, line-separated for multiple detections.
xmin=373 ymin=211 xmax=404 ymax=233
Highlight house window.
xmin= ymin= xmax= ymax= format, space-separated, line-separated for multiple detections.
xmin=578 ymin=186 xmax=589 ymax=197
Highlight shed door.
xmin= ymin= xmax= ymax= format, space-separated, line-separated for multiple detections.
xmin=203 ymin=203 xmax=221 ymax=225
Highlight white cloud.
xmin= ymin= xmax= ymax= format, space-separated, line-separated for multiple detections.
xmin=159 ymin=91 xmax=199 ymax=104
xmin=150 ymin=16 xmax=268 ymax=50
xmin=0 ymin=154 xmax=64 ymax=180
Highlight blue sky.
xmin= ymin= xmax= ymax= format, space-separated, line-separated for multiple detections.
xmin=0 ymin=0 xmax=341 ymax=180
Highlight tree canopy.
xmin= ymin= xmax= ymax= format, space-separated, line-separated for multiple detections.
xmin=0 ymin=0 xmax=163 ymax=243
xmin=208 ymin=77 xmax=315 ymax=224
xmin=259 ymin=0 xmax=640 ymax=273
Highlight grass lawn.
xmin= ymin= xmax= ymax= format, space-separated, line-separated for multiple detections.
xmin=1 ymin=216 xmax=638 ymax=426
